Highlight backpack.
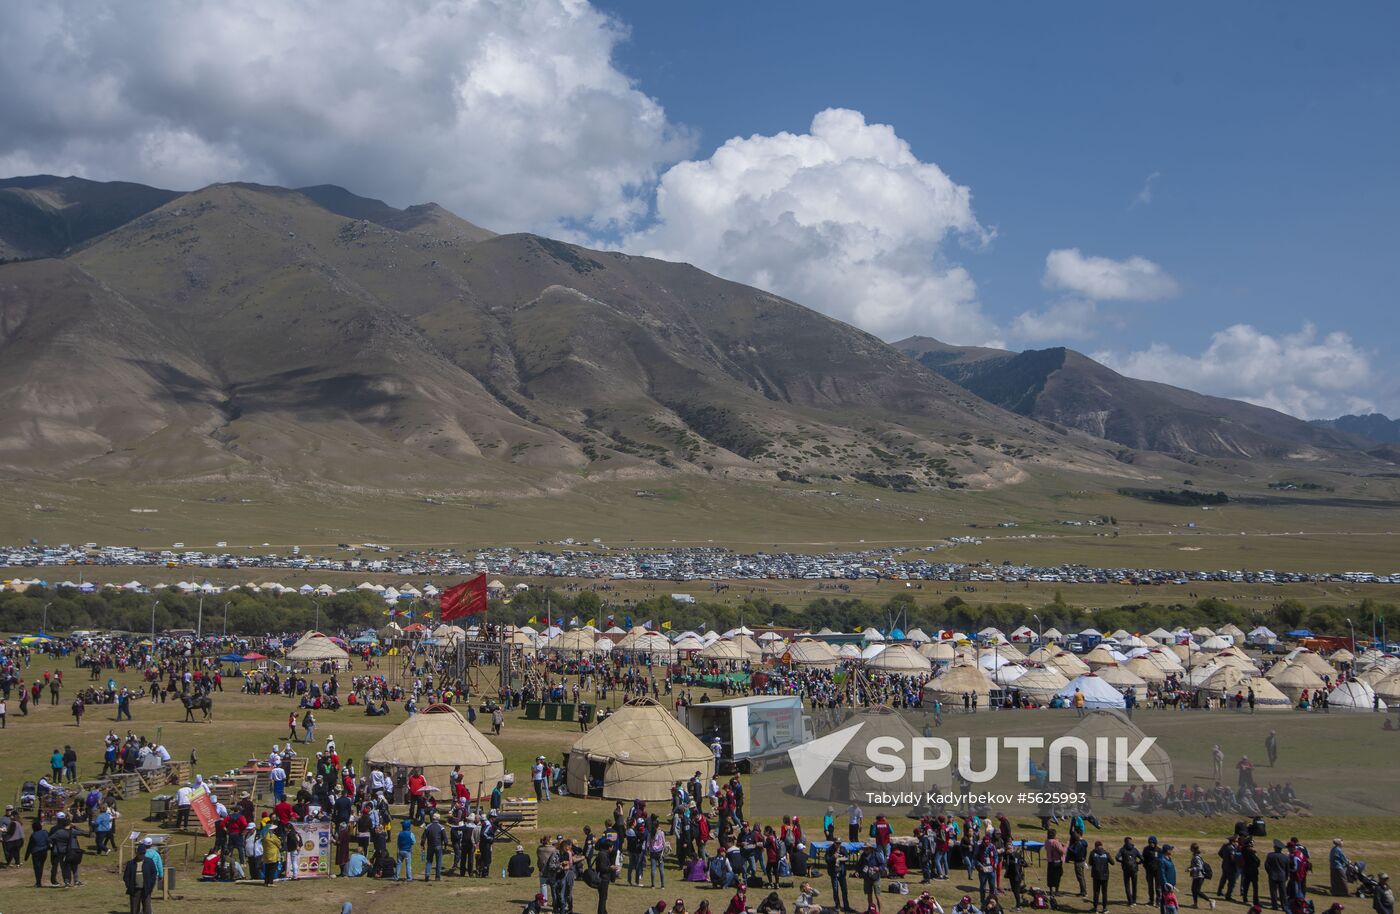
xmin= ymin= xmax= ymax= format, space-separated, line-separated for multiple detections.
xmin=1202 ymin=861 xmax=1214 ymax=880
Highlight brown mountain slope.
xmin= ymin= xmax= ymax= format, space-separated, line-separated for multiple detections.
xmin=895 ymin=337 xmax=1362 ymax=460
xmin=0 ymin=182 xmax=1132 ymax=495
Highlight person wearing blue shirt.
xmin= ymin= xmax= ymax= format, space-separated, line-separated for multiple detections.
xmin=345 ymin=850 xmax=370 ymax=877
xmin=1159 ymin=845 xmax=1179 ymax=914
xmin=396 ymin=820 xmax=416 ymax=881
xmin=93 ymin=807 xmax=114 ymax=855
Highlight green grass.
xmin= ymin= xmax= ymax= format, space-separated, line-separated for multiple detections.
xmin=1 ymin=662 xmax=1396 ymax=914
xmin=3 ymin=467 xmax=1399 ymax=574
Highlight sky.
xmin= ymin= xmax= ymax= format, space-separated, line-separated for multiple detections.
xmin=1 ymin=1 xmax=1395 ymax=418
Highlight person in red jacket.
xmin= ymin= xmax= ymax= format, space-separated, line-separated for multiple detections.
xmin=870 ymin=815 xmax=894 ymax=869
xmin=407 ymin=770 xmax=428 ymax=822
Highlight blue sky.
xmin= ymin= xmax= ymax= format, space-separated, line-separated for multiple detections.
xmin=595 ymin=1 xmax=1399 ymax=416
xmin=2 ymin=1 xmax=1395 ymax=417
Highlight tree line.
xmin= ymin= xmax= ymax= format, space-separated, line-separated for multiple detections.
xmin=0 ymin=584 xmax=1388 ymax=641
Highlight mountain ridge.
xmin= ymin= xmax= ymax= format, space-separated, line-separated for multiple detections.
xmin=894 ymin=335 xmax=1366 ymax=461
xmin=0 ymin=178 xmax=1138 ymax=497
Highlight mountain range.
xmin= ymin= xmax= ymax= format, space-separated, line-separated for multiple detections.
xmin=895 ymin=337 xmax=1366 ymax=461
xmin=0 ymin=174 xmax=1389 ymax=503
xmin=1310 ymin=413 xmax=1400 ymax=444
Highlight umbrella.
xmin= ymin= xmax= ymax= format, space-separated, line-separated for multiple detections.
xmin=243 ymin=652 xmax=268 ymax=661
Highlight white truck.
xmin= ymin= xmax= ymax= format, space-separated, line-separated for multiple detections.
xmin=680 ymin=694 xmax=814 ymax=773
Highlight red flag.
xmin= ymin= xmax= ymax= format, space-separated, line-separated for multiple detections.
xmin=440 ymin=573 xmax=488 ymax=621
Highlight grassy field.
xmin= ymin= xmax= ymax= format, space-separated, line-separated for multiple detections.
xmin=4 ymin=467 xmax=1400 ymax=573
xmin=0 ymin=661 xmax=1396 ymax=914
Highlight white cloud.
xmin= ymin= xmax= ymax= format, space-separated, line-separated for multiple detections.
xmin=1094 ymin=323 xmax=1376 ymax=420
xmin=0 ymin=0 xmax=693 ymax=234
xmin=1010 ymin=299 xmax=1099 ymax=343
xmin=1043 ymin=248 xmax=1180 ymax=301
xmin=1131 ymin=171 xmax=1161 ymax=208
xmin=622 ymin=108 xmax=999 ymax=344
xmin=1009 ymin=248 xmax=1178 ymax=344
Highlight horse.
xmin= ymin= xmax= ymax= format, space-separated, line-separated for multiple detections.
xmin=182 ymin=694 xmax=214 ymax=722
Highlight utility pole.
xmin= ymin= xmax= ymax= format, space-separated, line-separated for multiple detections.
xmin=222 ymin=601 xmax=230 ymax=638
xmin=42 ymin=601 xmax=51 ymax=634
xmin=197 ymin=595 xmax=205 ymax=640
xmin=151 ymin=600 xmax=162 ymax=652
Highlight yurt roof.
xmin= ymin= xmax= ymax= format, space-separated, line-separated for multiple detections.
xmin=904 ymin=628 xmax=931 ymax=643
xmin=1083 ymin=644 xmax=1121 ymax=667
xmin=837 ymin=643 xmax=863 ymax=659
xmin=547 ymin=630 xmax=597 ymax=652
xmin=1328 ymin=680 xmax=1384 ymax=711
xmin=990 ymin=663 xmax=1029 ymax=684
xmin=1042 ymin=627 xmax=1064 ymax=639
xmin=1096 ymin=664 xmax=1147 ymax=688
xmin=286 ymin=632 xmax=350 ymax=662
xmin=786 ymin=639 xmax=839 ymax=668
xmin=1197 ymin=664 xmax=1254 ymax=693
xmin=1245 ymin=677 xmax=1292 ymax=707
xmin=1268 ymin=662 xmax=1327 ymax=689
xmin=1009 ymin=667 xmax=1069 ymax=696
xmin=699 ymin=639 xmax=745 ymax=661
xmin=1330 ymin=648 xmax=1355 ymax=663
xmin=1057 ymin=673 xmax=1127 ymax=708
xmin=1212 ymin=649 xmax=1257 ymax=671
xmin=364 ymin=704 xmax=505 ymax=783
xmin=1125 ymin=656 xmax=1168 ymax=683
xmin=919 ymin=641 xmax=957 ymax=661
xmin=1063 ymin=710 xmax=1172 ymax=783
xmin=672 ymin=634 xmax=705 ymax=652
xmin=730 ymin=634 xmax=765 ymax=658
xmin=1145 ymin=649 xmax=1184 ymax=672
xmin=923 ymin=663 xmax=996 ymax=700
xmin=1046 ymin=651 xmax=1091 ymax=676
xmin=570 ymin=698 xmax=713 ymax=769
xmin=1372 ymin=673 xmax=1400 ymax=703
xmin=865 ymin=642 xmax=933 ymax=674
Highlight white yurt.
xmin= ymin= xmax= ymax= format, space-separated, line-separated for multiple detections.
xmin=1327 ymin=680 xmax=1385 ymax=712
xmin=922 ymin=663 xmax=997 ymax=705
xmin=1056 ymin=673 xmax=1128 ymax=709
xmin=1008 ymin=667 xmax=1069 ymax=700
xmin=865 ymin=642 xmax=933 ymax=674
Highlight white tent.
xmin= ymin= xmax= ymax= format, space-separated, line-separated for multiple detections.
xmin=1328 ymin=681 xmax=1385 ymax=712
xmin=1009 ymin=666 xmax=1069 ymax=699
xmin=1056 ymin=673 xmax=1127 ymax=709
xmin=865 ymin=643 xmax=933 ymax=674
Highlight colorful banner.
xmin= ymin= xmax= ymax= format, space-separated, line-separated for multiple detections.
xmin=293 ymin=822 xmax=333 ymax=877
xmin=190 ymin=785 xmax=218 ymax=837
